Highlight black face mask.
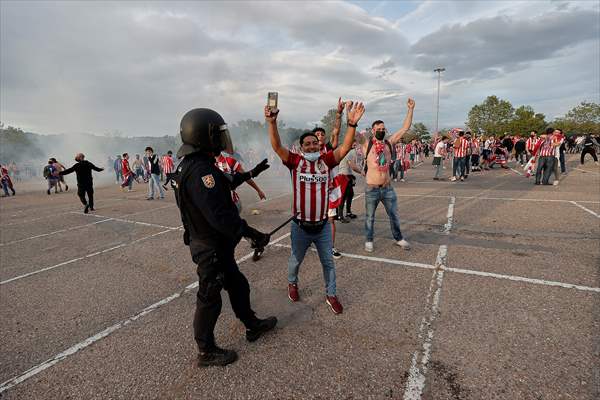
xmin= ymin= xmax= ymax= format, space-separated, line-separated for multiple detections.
xmin=375 ymin=130 xmax=385 ymax=140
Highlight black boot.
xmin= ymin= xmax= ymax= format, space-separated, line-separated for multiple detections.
xmin=246 ymin=316 xmax=277 ymax=342
xmin=198 ymin=346 xmax=238 ymax=367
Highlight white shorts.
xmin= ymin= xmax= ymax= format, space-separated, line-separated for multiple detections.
xmin=328 ymin=208 xmax=337 ymax=218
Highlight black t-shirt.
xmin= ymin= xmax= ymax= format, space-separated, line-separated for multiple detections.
xmin=514 ymin=140 xmax=526 ymax=152
xmin=59 ymin=160 xmax=103 ymax=186
xmin=502 ymin=138 xmax=514 ymax=151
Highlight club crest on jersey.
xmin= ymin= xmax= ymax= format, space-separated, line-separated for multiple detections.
xmin=202 ymin=174 xmax=215 ymax=188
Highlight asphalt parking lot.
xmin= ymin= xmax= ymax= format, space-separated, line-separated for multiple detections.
xmin=1 ymin=155 xmax=598 ymax=399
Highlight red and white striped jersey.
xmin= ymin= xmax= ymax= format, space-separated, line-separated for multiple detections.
xmin=454 ymin=137 xmax=469 ymax=158
xmin=535 ymin=138 xmax=554 ymax=157
xmin=284 ymin=151 xmax=338 ymax=222
xmin=526 ymin=137 xmax=538 ymax=152
xmin=395 ymin=143 xmax=407 ymax=160
xmin=215 ymin=153 xmax=241 ymax=175
xmin=161 ymin=155 xmax=175 ymax=174
xmin=216 ymin=153 xmax=242 ymax=205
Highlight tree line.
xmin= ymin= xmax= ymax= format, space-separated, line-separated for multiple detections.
xmin=466 ymin=96 xmax=599 ymax=137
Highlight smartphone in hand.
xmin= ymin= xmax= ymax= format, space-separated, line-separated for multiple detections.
xmin=267 ymin=92 xmax=278 ymax=111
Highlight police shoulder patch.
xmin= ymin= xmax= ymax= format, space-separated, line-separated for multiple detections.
xmin=201 ymin=174 xmax=215 ymax=189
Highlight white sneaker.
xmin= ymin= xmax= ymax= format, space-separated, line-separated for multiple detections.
xmin=332 ymin=248 xmax=342 ymax=259
xmin=396 ymin=239 xmax=411 ymax=250
xmin=553 ymin=181 xmax=559 ymax=186
xmin=400 ymin=178 xmax=405 ymax=182
xmin=450 ymin=176 xmax=457 ymax=182
xmin=365 ymin=242 xmax=373 ymax=252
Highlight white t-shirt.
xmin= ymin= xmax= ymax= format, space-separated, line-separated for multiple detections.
xmin=434 ymin=141 xmax=446 ymax=157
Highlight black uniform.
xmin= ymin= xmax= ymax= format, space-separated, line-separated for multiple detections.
xmin=59 ymin=160 xmax=103 ymax=209
xmin=176 ymin=152 xmax=259 ymax=351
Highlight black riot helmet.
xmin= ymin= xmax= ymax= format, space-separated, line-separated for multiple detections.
xmin=177 ymin=108 xmax=233 ymax=158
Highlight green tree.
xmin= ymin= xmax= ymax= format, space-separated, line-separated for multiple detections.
xmin=319 ymin=108 xmax=347 ymax=142
xmin=553 ymin=101 xmax=600 ymax=134
xmin=507 ymin=105 xmax=546 ymax=135
xmin=467 ymin=95 xmax=514 ymax=136
xmin=411 ymin=122 xmax=431 ymax=141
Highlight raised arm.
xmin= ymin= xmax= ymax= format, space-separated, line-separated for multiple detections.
xmin=333 ymin=102 xmax=365 ymax=163
xmin=265 ymin=106 xmax=289 ymax=163
xmin=330 ymin=97 xmax=345 ymax=149
xmin=388 ymin=98 xmax=415 ymax=145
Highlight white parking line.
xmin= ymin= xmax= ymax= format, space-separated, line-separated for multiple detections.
xmin=403 ymin=195 xmax=454 ymax=399
xmin=443 ymin=266 xmax=600 ymax=293
xmin=403 ymin=245 xmax=447 ymax=400
xmin=0 ymin=227 xmax=180 ymax=285
xmin=569 ymin=201 xmax=600 ymax=218
xmin=394 ymin=193 xmax=600 ymax=204
xmin=72 ymin=212 xmax=178 ymax=230
xmin=0 ymin=218 xmax=114 ymax=247
xmin=0 ymin=231 xmax=291 ymax=394
xmin=442 ymin=197 xmax=455 ymax=234
xmin=509 ymin=167 xmax=524 ymax=176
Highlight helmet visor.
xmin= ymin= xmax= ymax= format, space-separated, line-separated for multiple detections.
xmin=218 ymin=124 xmax=234 ymax=154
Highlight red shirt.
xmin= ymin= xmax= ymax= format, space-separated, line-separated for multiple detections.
xmin=284 ymin=151 xmax=338 ymax=222
xmin=121 ymin=159 xmax=131 ymax=176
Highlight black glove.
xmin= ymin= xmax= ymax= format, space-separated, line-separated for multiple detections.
xmin=243 ymin=225 xmax=270 ymax=249
xmin=250 ymin=158 xmax=270 ymax=178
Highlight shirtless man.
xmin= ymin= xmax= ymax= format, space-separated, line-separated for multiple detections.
xmin=363 ymin=98 xmax=415 ymax=252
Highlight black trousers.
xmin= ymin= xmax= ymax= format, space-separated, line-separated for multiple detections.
xmin=581 ymin=147 xmax=598 ymax=164
xmin=193 ymin=251 xmax=256 ymax=351
xmin=77 ymin=185 xmax=94 ymax=209
xmin=338 ymin=175 xmax=354 ymax=216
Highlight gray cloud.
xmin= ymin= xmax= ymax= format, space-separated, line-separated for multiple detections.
xmin=411 ymin=7 xmax=600 ymax=80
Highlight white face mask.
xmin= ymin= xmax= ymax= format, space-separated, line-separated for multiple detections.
xmin=303 ymin=152 xmax=320 ymax=162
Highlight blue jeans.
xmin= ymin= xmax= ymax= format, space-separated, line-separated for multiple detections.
xmin=452 ymin=157 xmax=466 ymax=177
xmin=288 ymin=221 xmax=336 ymax=296
xmin=148 ymin=173 xmax=164 ymax=198
xmin=364 ymin=186 xmax=403 ymax=242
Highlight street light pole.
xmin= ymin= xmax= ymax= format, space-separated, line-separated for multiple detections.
xmin=434 ymin=67 xmax=445 ymax=136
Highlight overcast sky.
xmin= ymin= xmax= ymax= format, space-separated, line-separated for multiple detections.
xmin=1 ymin=0 xmax=598 ymax=136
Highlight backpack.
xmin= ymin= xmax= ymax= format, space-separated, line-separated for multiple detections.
xmin=43 ymin=165 xmax=51 ymax=179
xmin=363 ymin=137 xmax=394 ymax=174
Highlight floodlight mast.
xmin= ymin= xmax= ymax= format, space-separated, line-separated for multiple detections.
xmin=434 ymin=67 xmax=445 ymax=136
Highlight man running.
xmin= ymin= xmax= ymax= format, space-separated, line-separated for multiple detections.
xmin=59 ymin=153 xmax=104 ymax=213
xmin=266 ymin=100 xmax=365 ymax=314
xmin=580 ymin=133 xmax=599 ymax=165
xmin=363 ymin=98 xmax=415 ymax=253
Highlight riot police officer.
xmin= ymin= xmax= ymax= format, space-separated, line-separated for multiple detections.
xmin=175 ymin=108 xmax=276 ymax=367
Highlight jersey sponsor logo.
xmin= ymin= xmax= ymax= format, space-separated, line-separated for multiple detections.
xmin=298 ymin=172 xmax=328 ymax=184
xmin=201 ymin=174 xmax=215 ymax=189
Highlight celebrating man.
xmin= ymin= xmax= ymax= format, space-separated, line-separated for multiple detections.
xmin=266 ymin=100 xmax=365 ymax=314
xmin=363 ymin=98 xmax=415 ymax=253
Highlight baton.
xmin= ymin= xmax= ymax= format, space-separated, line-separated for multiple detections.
xmin=252 ymin=213 xmax=297 ymax=262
